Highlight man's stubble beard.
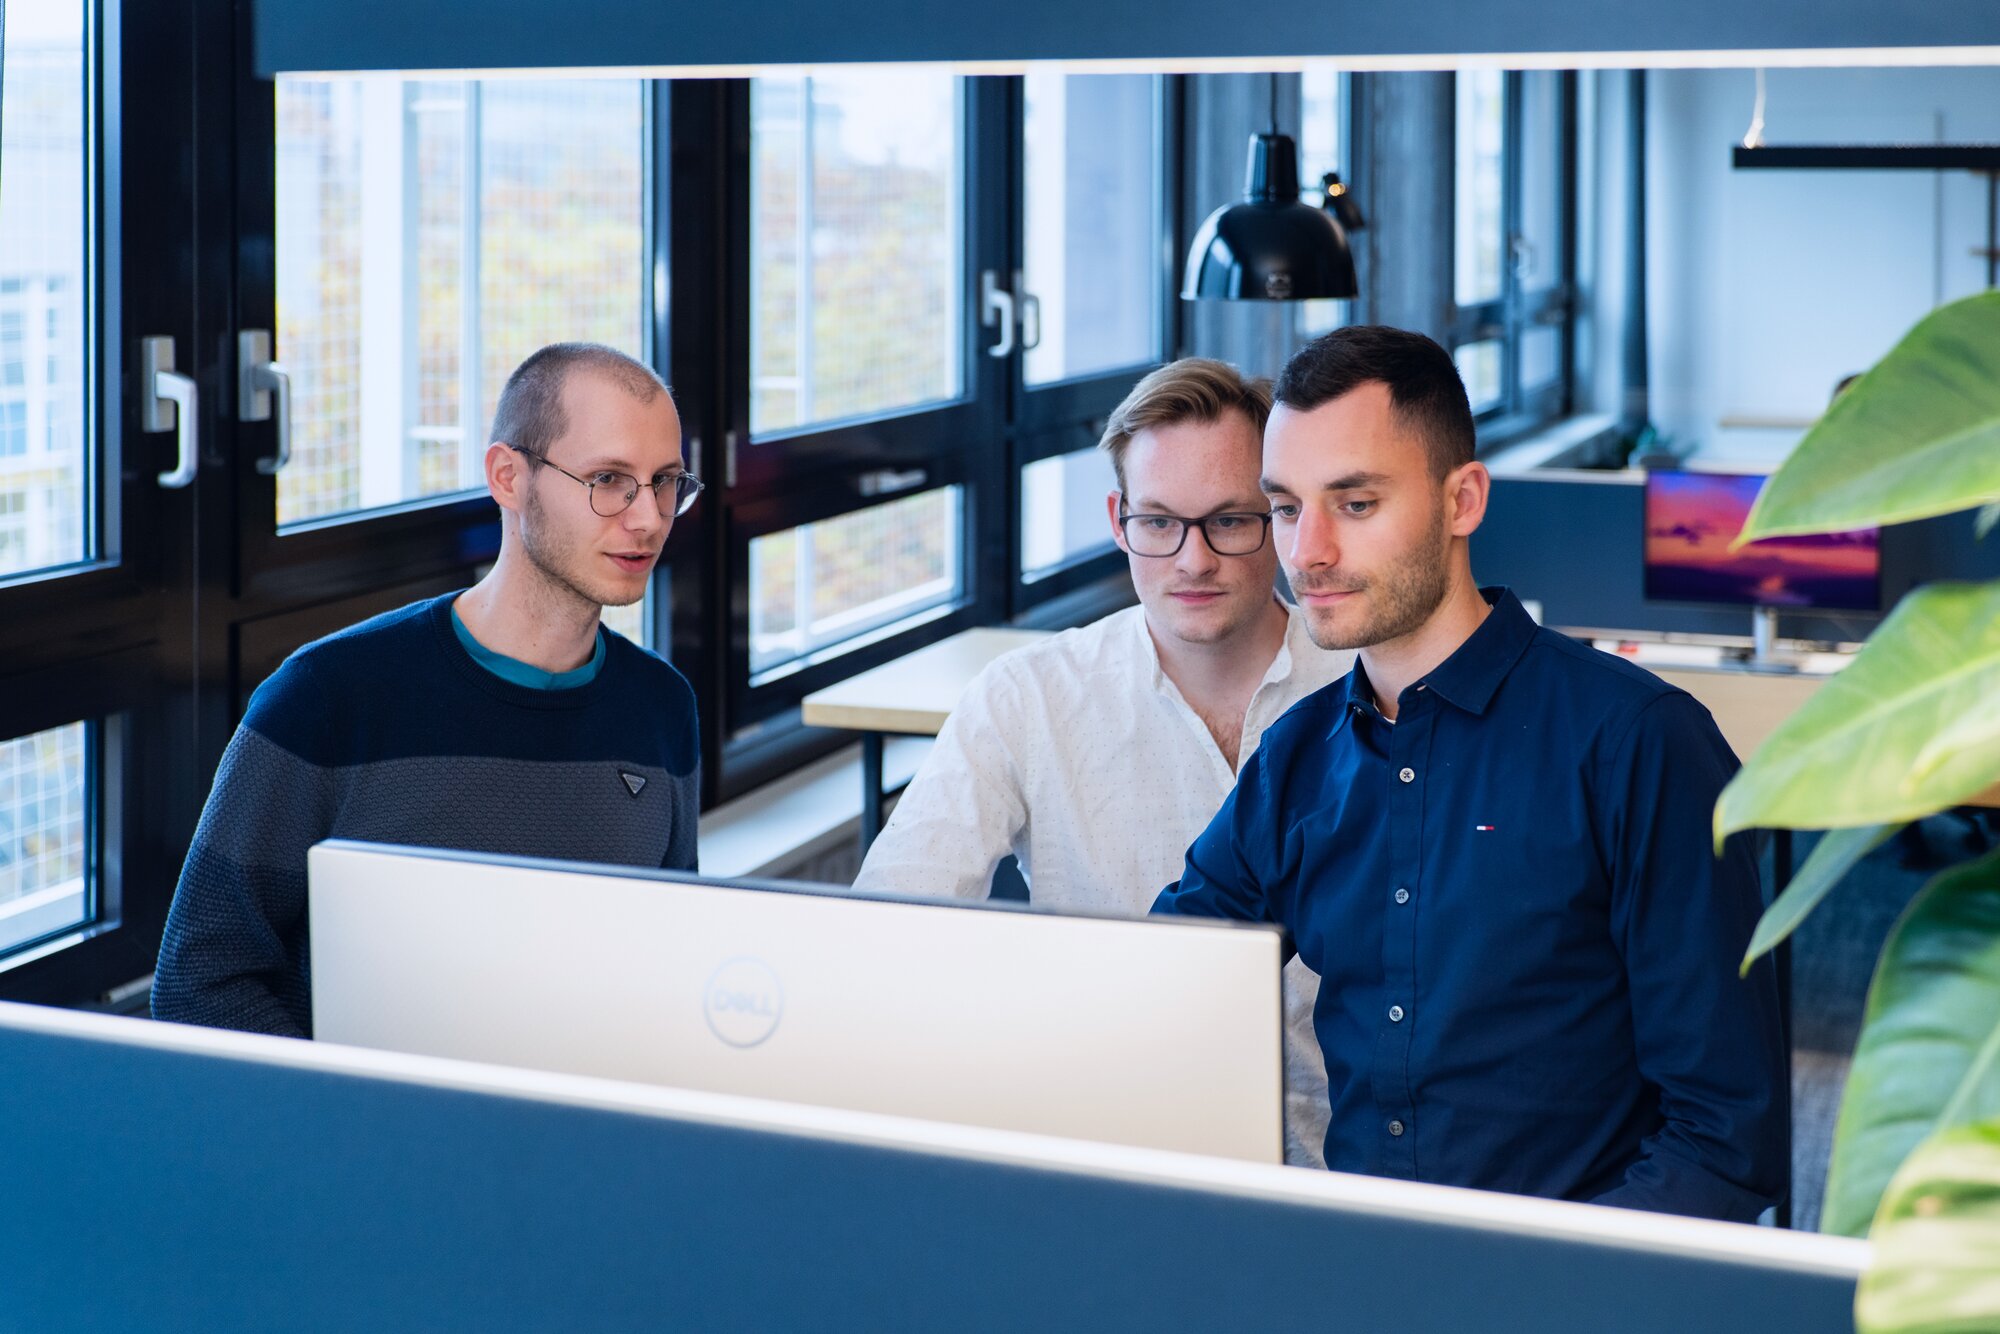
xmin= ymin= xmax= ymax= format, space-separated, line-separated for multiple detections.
xmin=1297 ymin=499 xmax=1452 ymax=653
xmin=519 ymin=489 xmax=635 ymax=612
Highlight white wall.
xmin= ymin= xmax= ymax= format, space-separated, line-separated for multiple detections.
xmin=1645 ymin=66 xmax=2000 ymax=469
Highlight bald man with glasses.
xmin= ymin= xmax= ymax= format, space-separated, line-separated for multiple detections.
xmin=856 ymin=358 xmax=1355 ymax=1167
xmin=155 ymin=343 xmax=704 ymax=1038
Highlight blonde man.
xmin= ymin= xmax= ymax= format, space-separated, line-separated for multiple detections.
xmin=856 ymin=358 xmax=1354 ymax=1166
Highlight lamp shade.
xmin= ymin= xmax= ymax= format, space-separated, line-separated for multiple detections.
xmin=1182 ymin=133 xmax=1357 ymax=301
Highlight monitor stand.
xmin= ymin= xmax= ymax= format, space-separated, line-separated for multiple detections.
xmin=1744 ymin=605 xmax=1799 ymax=674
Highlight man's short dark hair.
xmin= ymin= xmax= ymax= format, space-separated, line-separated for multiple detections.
xmin=1274 ymin=326 xmax=1475 ymax=478
xmin=489 ymin=342 xmax=670 ymax=461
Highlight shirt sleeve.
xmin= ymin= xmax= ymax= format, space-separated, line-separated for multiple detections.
xmin=852 ymin=662 xmax=1030 ymax=901
xmin=662 ymin=758 xmax=701 ymax=873
xmin=152 ymin=657 xmax=338 ymax=1039
xmin=1588 ymin=691 xmax=1789 ymax=1222
xmin=1150 ymin=748 xmax=1290 ymax=957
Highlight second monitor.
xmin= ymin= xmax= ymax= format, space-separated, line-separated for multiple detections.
xmin=308 ymin=840 xmax=1286 ymax=1163
xmin=1643 ymin=468 xmax=1880 ymax=666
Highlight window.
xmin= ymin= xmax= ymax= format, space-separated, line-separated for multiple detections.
xmin=0 ymin=0 xmax=89 ymax=580
xmin=1450 ymin=70 xmax=1574 ymax=440
xmin=748 ymin=486 xmax=963 ymax=681
xmin=1021 ymin=446 xmax=1116 ymax=581
xmin=0 ymin=722 xmax=91 ymax=959
xmin=274 ymin=77 xmax=646 ymax=528
xmin=750 ymin=71 xmax=963 ymax=437
xmin=1021 ymin=72 xmax=1162 ymax=386
xmin=1296 ymin=65 xmax=1352 ymax=339
xmin=1009 ymin=71 xmax=1171 ymax=619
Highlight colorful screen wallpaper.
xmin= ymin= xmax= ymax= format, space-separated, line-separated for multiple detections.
xmin=1643 ymin=472 xmax=1880 ymax=611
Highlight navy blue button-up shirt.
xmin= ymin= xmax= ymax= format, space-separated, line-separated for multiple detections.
xmin=1154 ymin=588 xmax=1787 ymax=1221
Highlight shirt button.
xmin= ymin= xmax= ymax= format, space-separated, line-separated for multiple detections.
xmin=1389 ymin=1005 xmax=1405 ymax=1022
xmin=1394 ymin=887 xmax=1410 ymax=905
xmin=1398 ymin=767 xmax=1415 ymax=783
xmin=1388 ymin=1120 xmax=1405 ymax=1137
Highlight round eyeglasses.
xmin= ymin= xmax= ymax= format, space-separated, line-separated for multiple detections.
xmin=513 ymin=446 xmax=705 ymax=518
xmin=1117 ymin=504 xmax=1272 ymax=557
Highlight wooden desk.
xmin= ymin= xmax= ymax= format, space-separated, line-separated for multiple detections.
xmin=1643 ymin=662 xmax=2000 ymax=811
xmin=802 ymin=627 xmax=1052 ymax=847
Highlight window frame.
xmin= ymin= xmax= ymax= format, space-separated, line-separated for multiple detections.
xmin=1007 ymin=73 xmax=1182 ymax=617
xmin=231 ymin=74 xmax=657 ymax=609
xmin=1448 ymin=69 xmax=1579 ymax=452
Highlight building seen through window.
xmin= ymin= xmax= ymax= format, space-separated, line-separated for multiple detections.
xmin=0 ymin=0 xmax=88 ymax=583
xmin=274 ymin=77 xmax=646 ymax=529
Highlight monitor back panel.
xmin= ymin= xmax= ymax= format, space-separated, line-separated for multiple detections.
xmin=308 ymin=842 xmax=1284 ymax=1162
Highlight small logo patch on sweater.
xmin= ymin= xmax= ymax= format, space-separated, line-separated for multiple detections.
xmin=619 ymin=771 xmax=648 ymax=797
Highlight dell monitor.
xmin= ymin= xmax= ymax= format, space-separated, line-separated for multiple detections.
xmin=307 ymin=840 xmax=1285 ymax=1163
xmin=1643 ymin=469 xmax=1880 ymax=669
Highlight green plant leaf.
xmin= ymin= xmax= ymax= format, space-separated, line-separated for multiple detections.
xmin=1854 ymin=1118 xmax=2000 ymax=1334
xmin=1741 ymin=823 xmax=1900 ymax=976
xmin=1714 ymin=580 xmax=2000 ymax=843
xmin=1738 ymin=290 xmax=2000 ymax=542
xmin=1822 ymin=846 xmax=2000 ymax=1237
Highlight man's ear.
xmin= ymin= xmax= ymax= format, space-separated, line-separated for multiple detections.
xmin=1445 ymin=460 xmax=1490 ymax=539
xmin=1104 ymin=490 xmax=1130 ymax=552
xmin=488 ymin=442 xmax=528 ymax=516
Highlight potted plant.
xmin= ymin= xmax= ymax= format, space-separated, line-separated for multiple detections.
xmin=1713 ymin=289 xmax=2000 ymax=1331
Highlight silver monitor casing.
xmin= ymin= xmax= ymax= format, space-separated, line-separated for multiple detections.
xmin=308 ymin=839 xmax=1285 ymax=1163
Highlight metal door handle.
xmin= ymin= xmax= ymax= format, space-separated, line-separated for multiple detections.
xmin=238 ymin=329 xmax=293 ymax=475
xmin=1020 ymin=290 xmax=1043 ymax=352
xmin=981 ymin=270 xmax=1016 ymax=358
xmin=141 ymin=336 xmax=199 ymax=489
xmin=856 ymin=467 xmax=929 ymax=498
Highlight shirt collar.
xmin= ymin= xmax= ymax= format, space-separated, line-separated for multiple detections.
xmin=1266 ymin=601 xmax=1310 ymax=688
xmin=1133 ymin=595 xmax=1298 ymax=692
xmin=1417 ymin=586 xmax=1537 ymax=716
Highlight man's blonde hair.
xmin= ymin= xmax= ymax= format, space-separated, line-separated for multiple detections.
xmin=1098 ymin=358 xmax=1273 ymax=491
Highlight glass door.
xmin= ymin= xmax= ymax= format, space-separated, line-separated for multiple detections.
xmin=0 ymin=0 xmax=205 ymax=1005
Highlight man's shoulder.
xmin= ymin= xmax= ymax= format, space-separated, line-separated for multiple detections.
xmin=603 ymin=628 xmax=697 ymax=704
xmin=251 ymin=596 xmax=445 ymax=716
xmin=981 ymin=606 xmax=1146 ymax=690
xmin=1522 ymin=627 xmax=1689 ymax=705
xmin=1513 ymin=628 xmax=1718 ymax=755
xmin=288 ymin=594 xmax=448 ymax=679
xmin=230 ymin=597 xmax=446 ymax=761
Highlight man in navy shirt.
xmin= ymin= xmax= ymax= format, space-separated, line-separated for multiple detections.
xmin=1153 ymin=326 xmax=1787 ymax=1221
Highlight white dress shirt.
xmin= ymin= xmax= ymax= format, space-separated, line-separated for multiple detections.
xmin=854 ymin=601 xmax=1356 ymax=1167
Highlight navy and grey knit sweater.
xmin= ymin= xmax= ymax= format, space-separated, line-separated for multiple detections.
xmin=152 ymin=594 xmax=700 ymax=1038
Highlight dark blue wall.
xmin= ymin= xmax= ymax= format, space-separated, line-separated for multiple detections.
xmin=1475 ymin=472 xmax=2000 ymax=644
xmin=0 ymin=1014 xmax=1860 ymax=1332
xmin=252 ymin=0 xmax=2000 ymax=75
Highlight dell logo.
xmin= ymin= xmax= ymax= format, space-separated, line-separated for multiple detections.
xmin=703 ymin=957 xmax=785 ymax=1049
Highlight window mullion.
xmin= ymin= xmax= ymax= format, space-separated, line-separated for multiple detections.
xmin=457 ymin=82 xmax=483 ymax=490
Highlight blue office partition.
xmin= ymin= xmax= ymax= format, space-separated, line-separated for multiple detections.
xmin=0 ymin=1003 xmax=1863 ymax=1332
xmin=252 ymin=0 xmax=2000 ymax=78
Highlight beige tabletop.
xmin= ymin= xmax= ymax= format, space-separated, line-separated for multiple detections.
xmin=803 ymin=626 xmax=1999 ymax=808
xmin=801 ymin=626 xmax=1053 ymax=736
xmin=1647 ymin=663 xmax=1999 ymax=811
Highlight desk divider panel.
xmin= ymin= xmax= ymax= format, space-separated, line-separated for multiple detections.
xmin=0 ymin=1003 xmax=1862 ymax=1332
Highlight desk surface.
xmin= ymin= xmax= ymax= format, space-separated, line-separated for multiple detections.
xmin=804 ymin=625 xmax=1999 ymax=808
xmin=1641 ymin=662 xmax=1999 ymax=811
xmin=801 ymin=627 xmax=1052 ymax=736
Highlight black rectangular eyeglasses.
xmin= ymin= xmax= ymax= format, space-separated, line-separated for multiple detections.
xmin=1117 ymin=505 xmax=1272 ymax=557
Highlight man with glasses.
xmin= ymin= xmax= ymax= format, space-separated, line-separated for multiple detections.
xmin=1154 ymin=327 xmax=1785 ymax=1218
xmin=854 ymin=357 xmax=1354 ymax=1166
xmin=154 ymin=343 xmax=704 ymax=1038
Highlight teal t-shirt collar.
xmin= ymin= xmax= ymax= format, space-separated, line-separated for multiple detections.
xmin=450 ymin=600 xmax=606 ymax=690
